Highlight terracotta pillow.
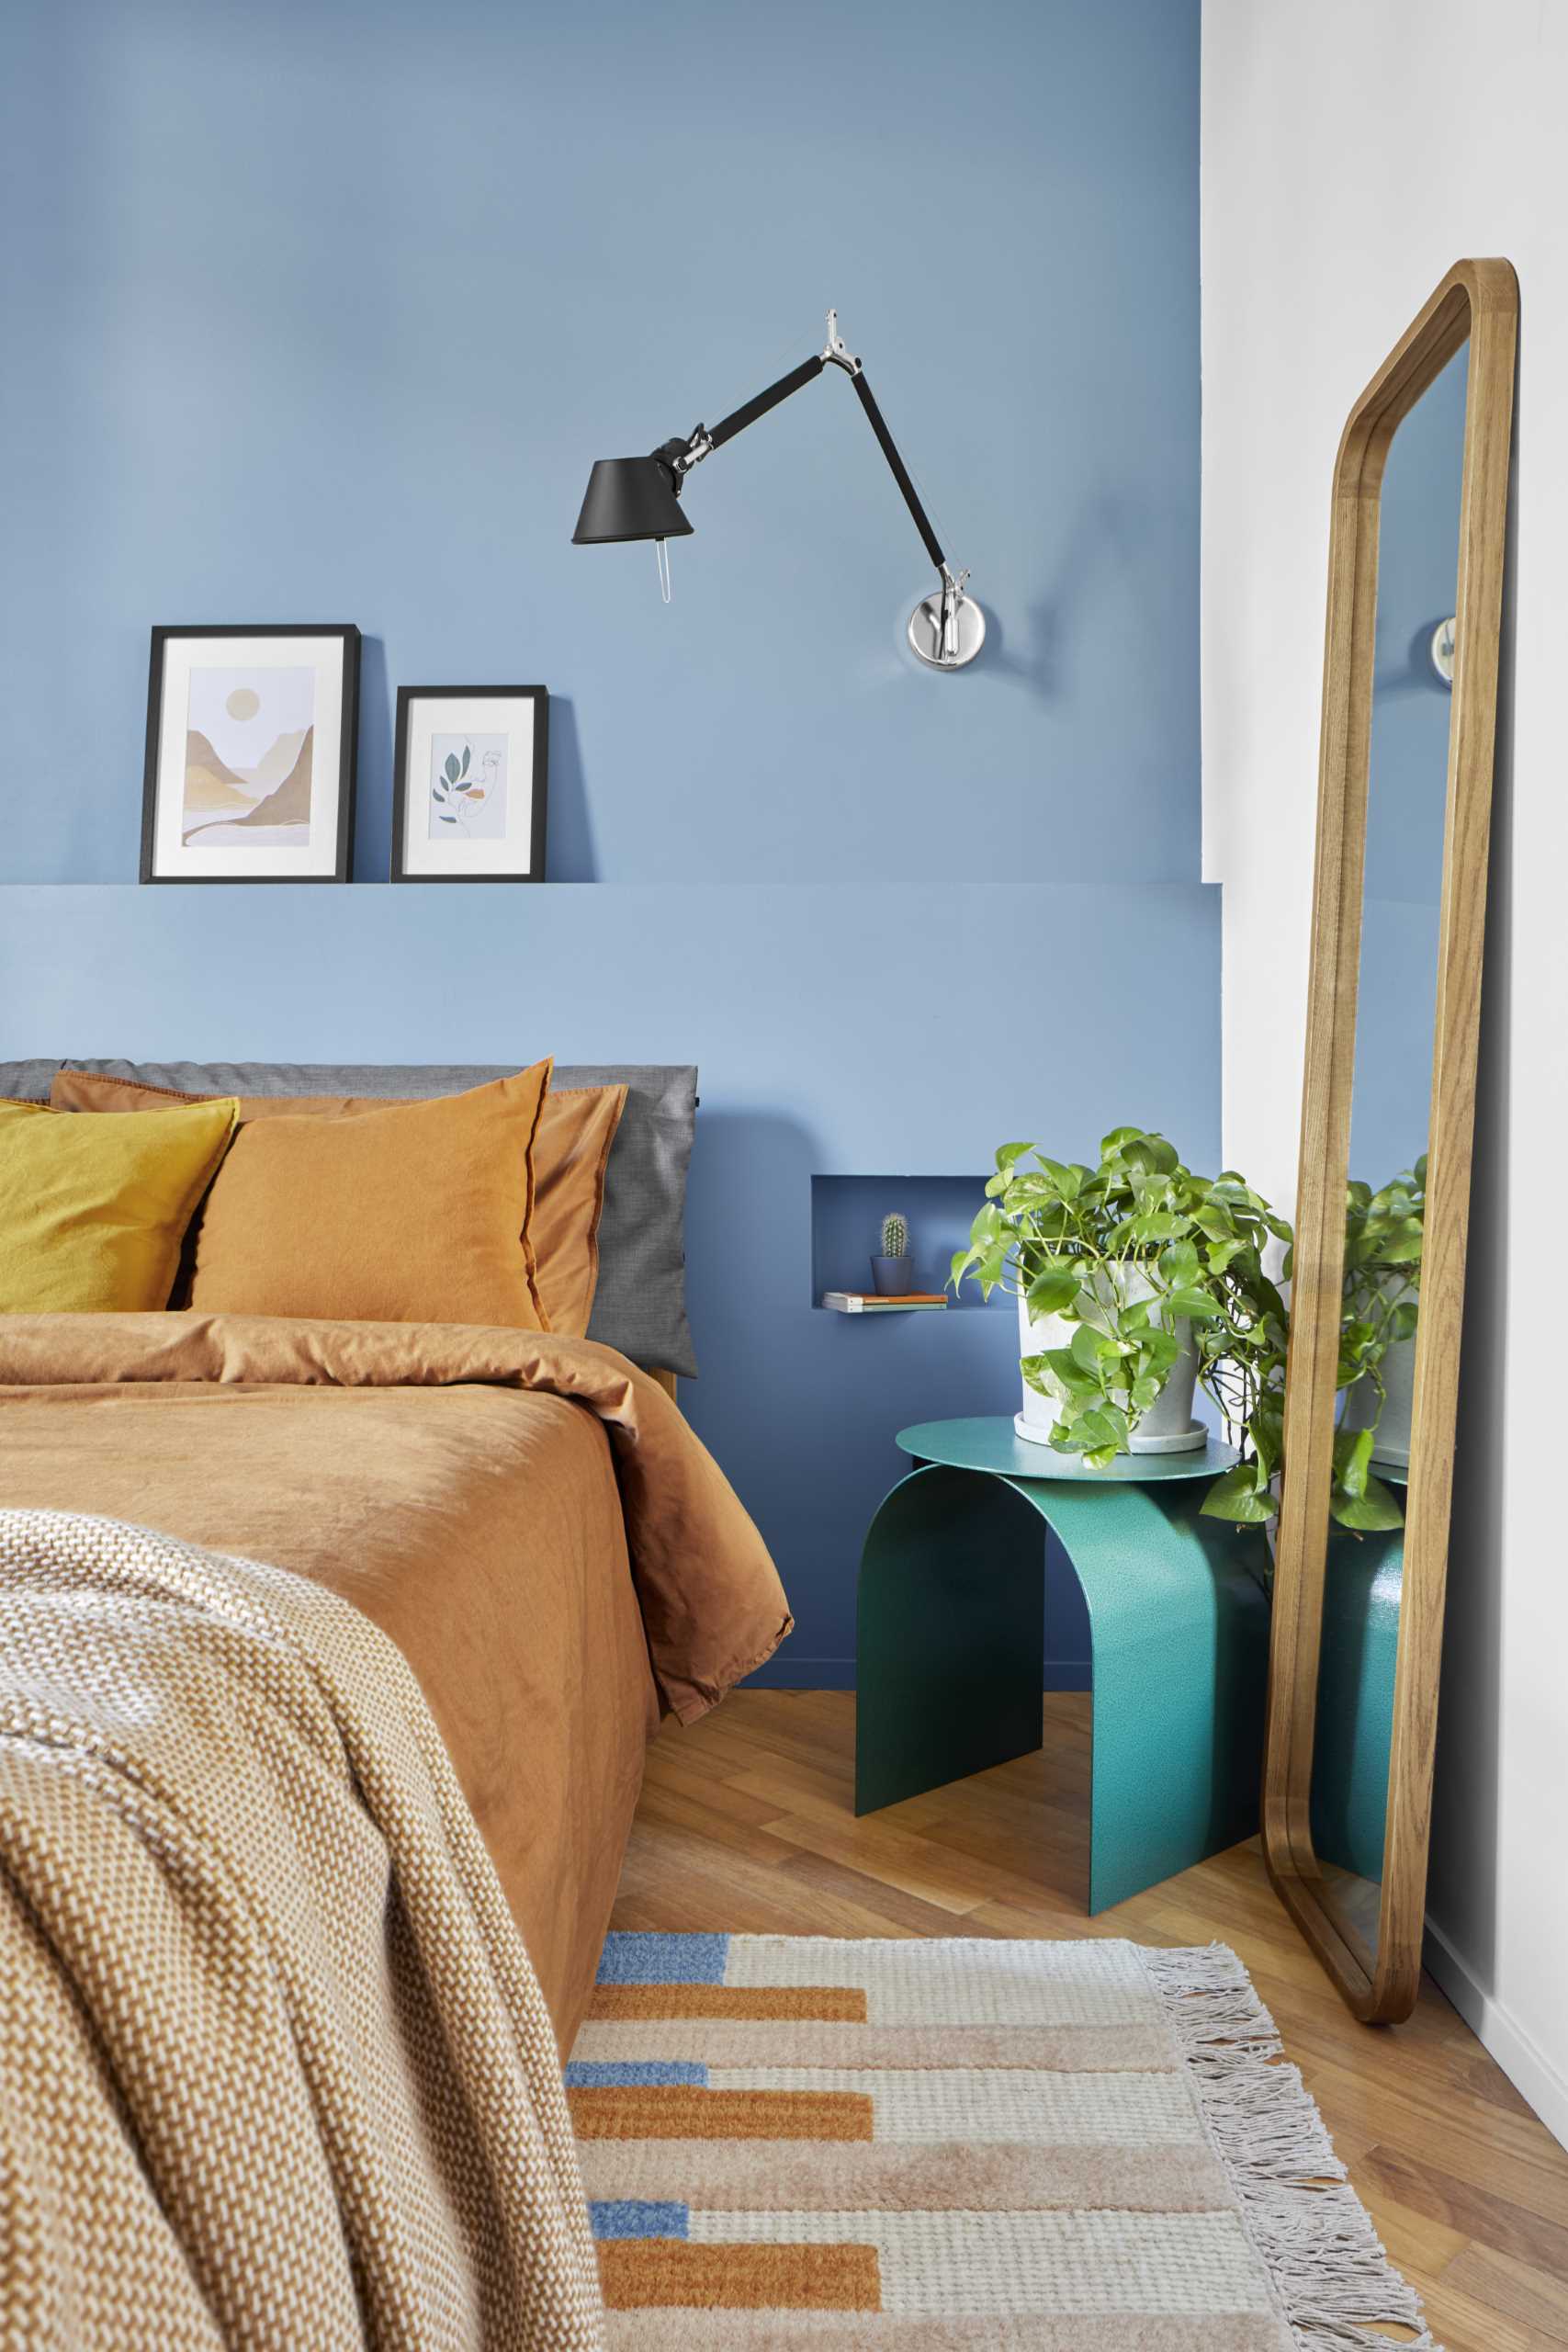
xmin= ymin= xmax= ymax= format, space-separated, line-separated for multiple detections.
xmin=51 ymin=1068 xmax=625 ymax=1337
xmin=78 ymin=1069 xmax=551 ymax=1327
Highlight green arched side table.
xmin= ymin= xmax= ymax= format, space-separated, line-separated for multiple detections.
xmin=855 ymin=1418 xmax=1272 ymax=1914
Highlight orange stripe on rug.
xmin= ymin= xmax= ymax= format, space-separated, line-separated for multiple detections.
xmin=588 ymin=1985 xmax=868 ymax=2022
xmin=570 ymin=2086 xmax=874 ymax=2141
xmin=598 ymin=2241 xmax=881 ymax=2311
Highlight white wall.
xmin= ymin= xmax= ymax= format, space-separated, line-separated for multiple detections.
xmin=1203 ymin=0 xmax=1568 ymax=2144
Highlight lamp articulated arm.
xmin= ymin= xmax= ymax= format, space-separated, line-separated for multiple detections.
xmin=606 ymin=310 xmax=982 ymax=671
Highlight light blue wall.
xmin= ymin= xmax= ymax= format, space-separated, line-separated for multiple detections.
xmin=0 ymin=0 xmax=1200 ymax=886
xmin=0 ymin=881 xmax=1221 ymax=1688
xmin=1352 ymin=346 xmax=1469 ymax=1185
xmin=0 ymin=0 xmax=1212 ymax=1697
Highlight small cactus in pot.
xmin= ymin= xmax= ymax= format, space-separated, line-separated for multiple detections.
xmin=872 ymin=1209 xmax=914 ymax=1297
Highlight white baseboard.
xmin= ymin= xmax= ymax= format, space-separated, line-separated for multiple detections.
xmin=1423 ymin=1917 xmax=1568 ymax=2153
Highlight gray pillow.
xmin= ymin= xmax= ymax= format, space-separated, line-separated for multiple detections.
xmin=1 ymin=1058 xmax=697 ymax=1378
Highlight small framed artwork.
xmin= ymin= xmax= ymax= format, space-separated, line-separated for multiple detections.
xmin=141 ymin=625 xmax=359 ymax=883
xmin=391 ymin=686 xmax=548 ymax=883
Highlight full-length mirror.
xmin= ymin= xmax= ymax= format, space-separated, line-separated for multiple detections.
xmin=1309 ymin=343 xmax=1466 ymax=1970
xmin=1264 ymin=262 xmax=1517 ymax=2022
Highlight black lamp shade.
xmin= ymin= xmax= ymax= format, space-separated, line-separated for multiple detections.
xmin=572 ymin=456 xmax=694 ymax=545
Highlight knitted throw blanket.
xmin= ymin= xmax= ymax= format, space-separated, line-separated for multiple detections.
xmin=0 ymin=1509 xmax=606 ymax=2351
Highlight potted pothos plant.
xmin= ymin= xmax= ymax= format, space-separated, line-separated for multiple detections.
xmin=1329 ymin=1157 xmax=1423 ymax=1528
xmin=951 ymin=1128 xmax=1292 ymax=1526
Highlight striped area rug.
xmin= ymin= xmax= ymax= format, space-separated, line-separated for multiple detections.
xmin=569 ymin=1933 xmax=1437 ymax=2350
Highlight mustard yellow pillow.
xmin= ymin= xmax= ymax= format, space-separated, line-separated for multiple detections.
xmin=0 ymin=1097 xmax=238 ymax=1311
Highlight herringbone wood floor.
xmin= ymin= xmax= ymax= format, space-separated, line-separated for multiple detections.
xmin=608 ymin=1690 xmax=1568 ymax=2351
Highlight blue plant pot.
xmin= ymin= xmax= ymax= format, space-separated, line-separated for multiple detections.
xmin=871 ymin=1256 xmax=914 ymax=1296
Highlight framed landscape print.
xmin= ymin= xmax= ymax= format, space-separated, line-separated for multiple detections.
xmin=141 ymin=625 xmax=359 ymax=883
xmin=391 ymin=686 xmax=548 ymax=883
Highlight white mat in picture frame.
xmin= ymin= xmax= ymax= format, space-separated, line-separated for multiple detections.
xmin=141 ymin=625 xmax=360 ymax=885
xmin=391 ymin=685 xmax=548 ymax=883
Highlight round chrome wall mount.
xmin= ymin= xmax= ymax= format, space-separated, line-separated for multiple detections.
xmin=908 ymin=588 xmax=987 ymax=670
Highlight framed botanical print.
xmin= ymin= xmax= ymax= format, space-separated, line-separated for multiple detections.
xmin=391 ymin=685 xmax=548 ymax=883
xmin=141 ymin=625 xmax=359 ymax=883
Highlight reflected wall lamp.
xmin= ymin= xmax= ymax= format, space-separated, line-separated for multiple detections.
xmin=572 ymin=310 xmax=985 ymax=671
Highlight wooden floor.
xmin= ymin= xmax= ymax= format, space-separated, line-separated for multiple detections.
xmin=608 ymin=1690 xmax=1568 ymax=2352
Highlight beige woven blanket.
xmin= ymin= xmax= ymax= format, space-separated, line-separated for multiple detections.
xmin=0 ymin=1508 xmax=607 ymax=2352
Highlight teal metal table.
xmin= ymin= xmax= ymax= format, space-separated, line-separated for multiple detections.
xmin=855 ymin=1417 xmax=1272 ymax=1913
xmin=1311 ymin=1517 xmax=1403 ymax=1883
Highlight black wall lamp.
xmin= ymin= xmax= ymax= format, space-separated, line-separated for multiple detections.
xmin=572 ymin=311 xmax=985 ymax=671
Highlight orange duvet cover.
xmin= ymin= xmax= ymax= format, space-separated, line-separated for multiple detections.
xmin=0 ymin=1313 xmax=791 ymax=2046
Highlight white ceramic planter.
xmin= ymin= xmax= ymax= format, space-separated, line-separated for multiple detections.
xmin=1014 ymin=1263 xmax=1204 ymax=1454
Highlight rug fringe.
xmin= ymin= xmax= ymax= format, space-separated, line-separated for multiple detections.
xmin=1138 ymin=1941 xmax=1439 ymax=2352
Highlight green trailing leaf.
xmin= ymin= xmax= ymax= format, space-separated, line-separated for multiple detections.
xmin=1248 ymin=1396 xmax=1283 ymax=1484
xmin=1077 ymin=1405 xmax=1130 ymax=1450
xmin=1024 ymin=1268 xmax=1079 ymax=1315
xmin=1201 ymin=1464 xmax=1279 ymax=1522
xmin=1334 ymin=1425 xmax=1375 ymax=1502
xmin=1162 ymin=1288 xmax=1222 ymax=1321
xmin=1330 ymin=1476 xmax=1404 ymax=1532
xmin=1158 ymin=1238 xmax=1202 ymax=1283
xmin=1129 ymin=1210 xmax=1186 ymax=1245
xmin=1114 ymin=1131 xmax=1179 ymax=1177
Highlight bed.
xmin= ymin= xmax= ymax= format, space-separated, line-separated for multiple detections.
xmin=0 ymin=1059 xmax=790 ymax=2347
xmin=0 ymin=1309 xmax=788 ymax=2042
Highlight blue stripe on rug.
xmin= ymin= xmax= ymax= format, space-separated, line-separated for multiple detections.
xmin=565 ymin=2061 xmax=708 ymax=2087
xmin=589 ymin=2200 xmax=690 ymax=2242
xmin=595 ymin=1932 xmax=729 ymax=1984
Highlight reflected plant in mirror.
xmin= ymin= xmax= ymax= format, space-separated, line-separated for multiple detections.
xmin=1336 ymin=1157 xmax=1424 ymax=1522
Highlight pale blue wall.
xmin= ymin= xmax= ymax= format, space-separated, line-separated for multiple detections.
xmin=0 ymin=0 xmax=1211 ymax=1704
xmin=0 ymin=880 xmax=1221 ymax=1691
xmin=0 ymin=0 xmax=1200 ymax=886
xmin=1352 ymin=346 xmax=1469 ymax=1185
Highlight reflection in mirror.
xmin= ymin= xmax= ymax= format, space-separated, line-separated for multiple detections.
xmin=1308 ymin=343 xmax=1469 ymax=1973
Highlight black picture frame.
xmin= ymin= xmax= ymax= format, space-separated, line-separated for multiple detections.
xmin=140 ymin=623 xmax=360 ymax=884
xmin=390 ymin=684 xmax=549 ymax=884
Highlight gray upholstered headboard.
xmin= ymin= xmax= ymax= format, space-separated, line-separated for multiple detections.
xmin=1 ymin=1058 xmax=697 ymax=1378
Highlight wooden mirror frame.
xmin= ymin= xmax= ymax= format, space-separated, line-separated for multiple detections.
xmin=1262 ymin=259 xmax=1518 ymax=2024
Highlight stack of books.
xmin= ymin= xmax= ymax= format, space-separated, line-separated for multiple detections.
xmin=821 ymin=1291 xmax=949 ymax=1314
